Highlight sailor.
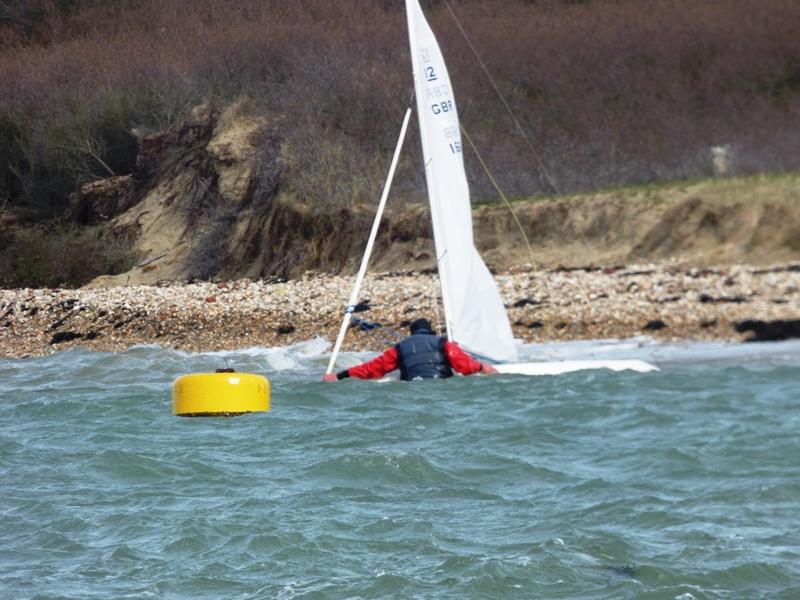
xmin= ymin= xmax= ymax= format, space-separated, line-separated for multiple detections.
xmin=323 ymin=318 xmax=498 ymax=382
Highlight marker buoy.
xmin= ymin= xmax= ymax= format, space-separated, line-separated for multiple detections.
xmin=172 ymin=370 xmax=270 ymax=417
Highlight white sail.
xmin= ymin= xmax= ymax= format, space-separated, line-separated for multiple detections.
xmin=405 ymin=0 xmax=518 ymax=363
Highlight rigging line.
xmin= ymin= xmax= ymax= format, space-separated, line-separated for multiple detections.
xmin=441 ymin=0 xmax=559 ymax=196
xmin=429 ymin=282 xmax=442 ymax=336
xmin=429 ymin=249 xmax=449 ymax=335
xmin=460 ymin=124 xmax=537 ymax=272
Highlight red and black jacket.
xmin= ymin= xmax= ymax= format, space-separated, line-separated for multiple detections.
xmin=336 ymin=334 xmax=484 ymax=381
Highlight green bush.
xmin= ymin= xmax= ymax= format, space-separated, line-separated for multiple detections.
xmin=0 ymin=222 xmax=138 ymax=288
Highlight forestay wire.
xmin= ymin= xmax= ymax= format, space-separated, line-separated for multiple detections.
xmin=459 ymin=124 xmax=537 ymax=271
xmin=441 ymin=0 xmax=559 ymax=197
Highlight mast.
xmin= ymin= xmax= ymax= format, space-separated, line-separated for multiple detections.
xmin=326 ymin=108 xmax=413 ymax=375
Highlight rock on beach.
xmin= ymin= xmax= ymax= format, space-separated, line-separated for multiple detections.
xmin=1 ymin=263 xmax=798 ymax=358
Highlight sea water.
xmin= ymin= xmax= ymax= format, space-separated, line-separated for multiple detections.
xmin=1 ymin=338 xmax=798 ymax=599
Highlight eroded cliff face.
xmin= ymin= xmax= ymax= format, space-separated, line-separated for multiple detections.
xmin=78 ymin=101 xmax=280 ymax=285
xmin=76 ymin=104 xmax=800 ymax=287
xmin=472 ymin=188 xmax=800 ymax=270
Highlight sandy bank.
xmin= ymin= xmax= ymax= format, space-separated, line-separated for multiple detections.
xmin=1 ymin=262 xmax=798 ymax=359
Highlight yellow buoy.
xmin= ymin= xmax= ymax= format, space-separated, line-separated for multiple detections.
xmin=172 ymin=371 xmax=270 ymax=417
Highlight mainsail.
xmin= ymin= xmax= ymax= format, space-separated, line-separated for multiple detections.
xmin=405 ymin=0 xmax=518 ymax=363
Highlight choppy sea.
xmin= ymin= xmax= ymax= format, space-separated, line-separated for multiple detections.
xmin=1 ymin=337 xmax=798 ymax=599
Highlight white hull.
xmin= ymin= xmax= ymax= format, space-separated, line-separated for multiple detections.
xmin=494 ymin=360 xmax=659 ymax=376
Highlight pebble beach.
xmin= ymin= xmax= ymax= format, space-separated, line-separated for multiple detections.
xmin=1 ymin=263 xmax=798 ymax=359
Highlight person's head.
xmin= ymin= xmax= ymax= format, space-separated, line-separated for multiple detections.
xmin=409 ymin=318 xmax=435 ymax=336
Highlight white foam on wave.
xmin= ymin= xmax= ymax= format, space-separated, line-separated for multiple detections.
xmin=11 ymin=336 xmax=799 ymax=376
xmin=208 ymin=336 xmax=800 ymax=373
xmin=189 ymin=337 xmax=333 ymax=372
xmin=86 ymin=337 xmax=335 ymax=377
xmin=515 ymin=336 xmax=800 ymax=365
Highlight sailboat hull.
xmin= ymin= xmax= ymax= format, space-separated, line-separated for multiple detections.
xmin=494 ymin=360 xmax=659 ymax=376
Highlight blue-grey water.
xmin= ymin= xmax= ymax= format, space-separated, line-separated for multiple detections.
xmin=1 ymin=338 xmax=798 ymax=599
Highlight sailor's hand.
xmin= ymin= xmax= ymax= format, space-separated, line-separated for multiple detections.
xmin=322 ymin=373 xmax=338 ymax=382
xmin=480 ymin=363 xmax=498 ymax=375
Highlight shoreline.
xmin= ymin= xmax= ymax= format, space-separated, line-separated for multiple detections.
xmin=1 ymin=262 xmax=798 ymax=359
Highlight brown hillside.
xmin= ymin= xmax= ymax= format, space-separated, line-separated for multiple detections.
xmin=81 ymin=106 xmax=800 ymax=287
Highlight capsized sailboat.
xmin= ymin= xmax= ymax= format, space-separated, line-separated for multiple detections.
xmin=326 ymin=0 xmax=657 ymax=376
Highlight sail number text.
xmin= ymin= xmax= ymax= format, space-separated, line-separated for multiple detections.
xmin=419 ymin=47 xmax=459 ymax=153
xmin=444 ymin=126 xmax=461 ymax=154
xmin=431 ymin=100 xmax=454 ymax=115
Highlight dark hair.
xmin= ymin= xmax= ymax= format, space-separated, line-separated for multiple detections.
xmin=409 ymin=318 xmax=435 ymax=335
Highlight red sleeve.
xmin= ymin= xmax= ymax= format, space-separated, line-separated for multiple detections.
xmin=444 ymin=341 xmax=483 ymax=375
xmin=347 ymin=347 xmax=399 ymax=379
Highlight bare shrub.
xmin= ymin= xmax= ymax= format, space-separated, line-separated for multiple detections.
xmin=0 ymin=0 xmax=798 ymax=217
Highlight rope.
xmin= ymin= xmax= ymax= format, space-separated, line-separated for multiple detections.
xmin=441 ymin=0 xmax=559 ymax=196
xmin=460 ymin=124 xmax=537 ymax=272
xmin=429 ymin=274 xmax=443 ymax=335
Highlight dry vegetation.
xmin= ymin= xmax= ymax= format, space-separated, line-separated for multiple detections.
xmin=1 ymin=0 xmax=799 ymax=285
